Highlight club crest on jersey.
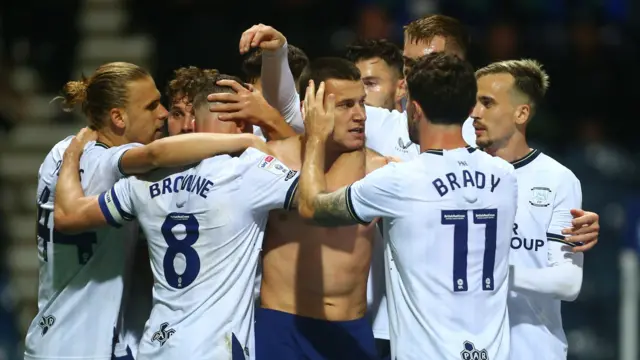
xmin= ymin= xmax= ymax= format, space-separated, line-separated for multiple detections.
xmin=460 ymin=341 xmax=488 ymax=360
xmin=529 ymin=187 xmax=551 ymax=207
xmin=38 ymin=315 xmax=56 ymax=336
xmin=151 ymin=322 xmax=175 ymax=346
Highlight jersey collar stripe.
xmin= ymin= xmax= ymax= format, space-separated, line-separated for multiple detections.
xmin=547 ymin=232 xmax=582 ymax=248
xmin=283 ymin=177 xmax=300 ymax=210
xmin=117 ymin=150 xmax=131 ymax=177
xmin=345 ymin=185 xmax=371 ymax=225
xmin=94 ymin=141 xmax=109 ymax=149
xmin=422 ymin=146 xmax=477 ymax=156
xmin=511 ymin=149 xmax=541 ymax=169
xmin=98 ymin=192 xmax=122 ymax=228
xmin=109 ymin=188 xmax=134 ymax=221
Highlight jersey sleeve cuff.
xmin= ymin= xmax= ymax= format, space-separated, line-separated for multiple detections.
xmin=98 ymin=188 xmax=134 ymax=227
xmin=283 ymin=177 xmax=299 ymax=210
xmin=346 ymin=185 xmax=371 ymax=225
xmin=547 ymin=232 xmax=583 ymax=248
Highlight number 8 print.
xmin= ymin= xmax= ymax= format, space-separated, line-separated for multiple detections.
xmin=161 ymin=213 xmax=201 ymax=288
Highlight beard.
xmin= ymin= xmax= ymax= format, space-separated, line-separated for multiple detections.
xmin=407 ymin=103 xmax=420 ymax=144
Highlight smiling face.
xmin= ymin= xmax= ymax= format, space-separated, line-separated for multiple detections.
xmin=324 ymin=78 xmax=367 ymax=151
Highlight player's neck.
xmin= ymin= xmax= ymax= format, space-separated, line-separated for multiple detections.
xmin=96 ymin=131 xmax=128 ymax=148
xmin=418 ymin=123 xmax=467 ymax=152
xmin=485 ymin=133 xmax=531 ymax=163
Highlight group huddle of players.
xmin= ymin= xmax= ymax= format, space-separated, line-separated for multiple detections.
xmin=27 ymin=14 xmax=601 ymax=360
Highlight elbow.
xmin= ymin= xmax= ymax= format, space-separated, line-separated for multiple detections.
xmin=558 ymin=271 xmax=583 ymax=302
xmin=53 ymin=208 xmax=78 ymax=233
xmin=297 ymin=202 xmax=315 ymax=220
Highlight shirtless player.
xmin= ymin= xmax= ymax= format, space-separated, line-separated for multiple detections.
xmin=230 ymin=52 xmax=386 ymax=359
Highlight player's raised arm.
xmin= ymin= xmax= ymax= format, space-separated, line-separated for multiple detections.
xmin=118 ymin=132 xmax=266 ymax=175
xmin=241 ymin=24 xmax=303 ymax=129
xmin=509 ymin=174 xmax=584 ymax=301
xmin=297 ymin=81 xmax=401 ymax=227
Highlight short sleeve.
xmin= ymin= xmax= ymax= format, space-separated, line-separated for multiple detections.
xmin=98 ymin=177 xmax=136 ymax=228
xmin=237 ymin=148 xmax=299 ymax=213
xmin=347 ymin=162 xmax=405 ymax=223
xmin=546 ymin=173 xmax=582 ymax=243
xmin=101 ymin=143 xmax=143 ymax=178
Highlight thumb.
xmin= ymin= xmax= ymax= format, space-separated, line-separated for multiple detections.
xmin=259 ymin=39 xmax=279 ymax=50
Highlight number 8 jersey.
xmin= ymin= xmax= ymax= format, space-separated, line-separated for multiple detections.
xmin=346 ymin=147 xmax=518 ymax=360
xmin=26 ymin=137 xmax=141 ymax=360
xmin=98 ymin=148 xmax=298 ymax=360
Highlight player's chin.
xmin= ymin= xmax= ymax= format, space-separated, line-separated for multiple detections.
xmin=341 ymin=137 xmax=366 ymax=152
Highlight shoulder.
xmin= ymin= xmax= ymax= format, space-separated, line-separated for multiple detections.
xmin=365 ymin=149 xmax=390 ymax=174
xmin=365 ymin=106 xmax=406 ymax=131
xmin=536 ymin=152 xmax=580 ymax=188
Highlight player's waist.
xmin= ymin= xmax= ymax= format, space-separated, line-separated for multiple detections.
xmin=260 ymin=289 xmax=367 ymax=321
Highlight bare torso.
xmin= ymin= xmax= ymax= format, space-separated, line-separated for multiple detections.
xmin=260 ymin=136 xmax=385 ymax=321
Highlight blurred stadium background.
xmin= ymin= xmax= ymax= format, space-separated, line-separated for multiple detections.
xmin=0 ymin=0 xmax=639 ymax=359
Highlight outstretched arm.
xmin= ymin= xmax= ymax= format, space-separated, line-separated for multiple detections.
xmin=239 ymin=24 xmax=303 ymax=132
xmin=118 ymin=133 xmax=265 ymax=175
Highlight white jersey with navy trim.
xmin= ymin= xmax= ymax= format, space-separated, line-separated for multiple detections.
xmin=347 ymin=147 xmax=517 ymax=360
xmin=26 ymin=138 xmax=141 ymax=360
xmin=98 ymin=148 xmax=298 ymax=360
xmin=508 ymin=149 xmax=584 ymax=360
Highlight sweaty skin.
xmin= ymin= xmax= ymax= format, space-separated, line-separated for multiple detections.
xmin=260 ymin=135 xmax=387 ymax=320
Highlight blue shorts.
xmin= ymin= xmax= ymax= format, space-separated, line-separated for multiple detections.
xmin=255 ymin=308 xmax=377 ymax=360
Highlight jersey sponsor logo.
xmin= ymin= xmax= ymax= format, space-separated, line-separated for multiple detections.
xmin=151 ymin=322 xmax=176 ymax=346
xmin=529 ymin=186 xmax=551 ymax=207
xmin=258 ymin=155 xmax=274 ymax=168
xmin=460 ymin=341 xmax=488 ymax=360
xmin=38 ymin=315 xmax=56 ymax=336
xmin=512 ymin=223 xmax=544 ymax=251
xmin=285 ymin=170 xmax=297 ymax=181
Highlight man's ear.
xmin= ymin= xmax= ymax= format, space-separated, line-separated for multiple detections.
xmin=109 ymin=108 xmax=126 ymax=130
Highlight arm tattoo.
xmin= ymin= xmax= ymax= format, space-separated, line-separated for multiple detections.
xmin=311 ymin=188 xmax=360 ymax=227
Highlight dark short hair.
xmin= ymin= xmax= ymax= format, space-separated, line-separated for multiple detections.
xmin=298 ymin=57 xmax=361 ymax=100
xmin=241 ymin=44 xmax=310 ymax=84
xmin=404 ymin=15 xmax=470 ymax=58
xmin=192 ymin=74 xmax=248 ymax=110
xmin=406 ymin=53 xmax=476 ymax=125
xmin=165 ymin=66 xmax=220 ymax=104
xmin=345 ymin=39 xmax=403 ymax=77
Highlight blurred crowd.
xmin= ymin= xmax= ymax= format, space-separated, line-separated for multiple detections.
xmin=1 ymin=0 xmax=639 ymax=359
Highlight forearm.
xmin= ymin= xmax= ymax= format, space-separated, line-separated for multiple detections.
xmin=298 ymin=136 xmax=328 ymax=219
xmin=509 ymin=263 xmax=583 ymax=301
xmin=123 ymin=133 xmax=261 ymax=174
xmin=261 ymin=42 xmax=303 ymax=127
xmin=258 ymin=111 xmax=297 ymax=141
xmin=54 ymin=146 xmax=94 ymax=232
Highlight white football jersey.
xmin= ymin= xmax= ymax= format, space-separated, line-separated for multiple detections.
xmin=363 ymin=107 xmax=477 ymax=341
xmin=26 ymin=138 xmax=141 ymax=360
xmin=508 ymin=149 xmax=583 ymax=360
xmin=347 ymin=147 xmax=517 ymax=360
xmin=98 ymin=148 xmax=298 ymax=360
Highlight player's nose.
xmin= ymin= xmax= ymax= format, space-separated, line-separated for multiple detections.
xmin=470 ymin=102 xmax=482 ymax=120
